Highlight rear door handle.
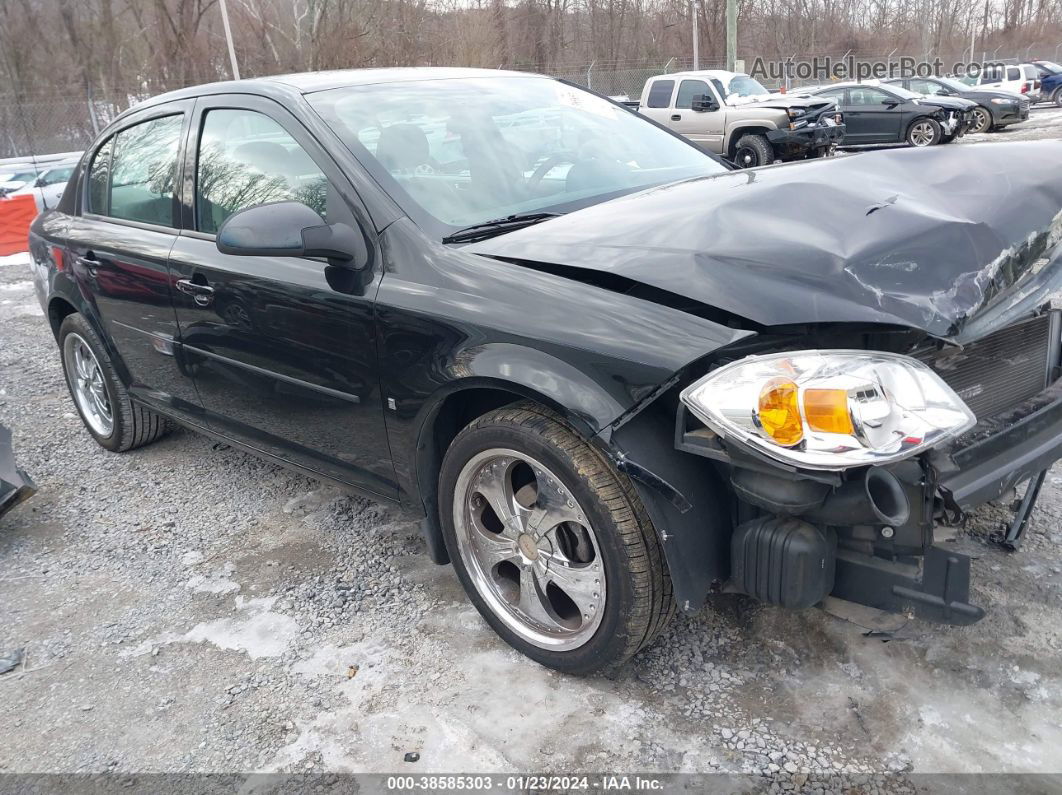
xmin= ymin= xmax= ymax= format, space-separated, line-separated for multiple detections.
xmin=671 ymin=114 xmax=682 ymax=121
xmin=76 ymin=251 xmax=99 ymax=272
xmin=176 ymin=278 xmax=215 ymax=307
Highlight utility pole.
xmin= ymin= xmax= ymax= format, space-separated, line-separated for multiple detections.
xmin=219 ymin=0 xmax=241 ymax=80
xmin=726 ymin=0 xmax=737 ymax=71
xmin=692 ymin=0 xmax=699 ymax=70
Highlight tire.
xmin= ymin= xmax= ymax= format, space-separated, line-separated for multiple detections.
xmin=1054 ymin=88 xmax=1062 ymax=108
xmin=731 ymin=134 xmax=773 ymax=168
xmin=438 ymin=402 xmax=674 ymax=675
xmin=969 ymin=105 xmax=992 ymax=134
xmin=58 ymin=313 xmax=171 ymax=453
xmin=906 ymin=117 xmax=942 ymax=147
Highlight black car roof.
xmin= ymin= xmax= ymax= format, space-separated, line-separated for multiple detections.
xmin=112 ymin=67 xmax=546 ymax=122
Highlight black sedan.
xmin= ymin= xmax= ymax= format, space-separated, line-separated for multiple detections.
xmin=28 ymin=68 xmax=1062 ymax=674
xmin=884 ymin=75 xmax=1030 ymax=133
xmin=805 ymin=81 xmax=976 ymax=146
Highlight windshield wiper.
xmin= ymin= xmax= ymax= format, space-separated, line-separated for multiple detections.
xmin=442 ymin=212 xmax=562 ymax=244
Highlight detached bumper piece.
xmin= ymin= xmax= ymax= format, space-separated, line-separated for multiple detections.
xmin=832 ymin=546 xmax=984 ymax=625
xmin=0 ymin=424 xmax=35 ymax=519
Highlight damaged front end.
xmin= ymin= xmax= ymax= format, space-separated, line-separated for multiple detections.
xmin=0 ymin=424 xmax=35 ymax=520
xmin=676 ymin=307 xmax=1062 ymax=626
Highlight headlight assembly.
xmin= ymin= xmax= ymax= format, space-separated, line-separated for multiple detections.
xmin=680 ymin=350 xmax=976 ymax=470
xmin=989 ymin=97 xmax=1015 ymax=105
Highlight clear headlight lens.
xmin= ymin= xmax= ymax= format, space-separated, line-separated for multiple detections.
xmin=680 ymin=350 xmax=976 ymax=470
xmin=989 ymin=97 xmax=1014 ymax=105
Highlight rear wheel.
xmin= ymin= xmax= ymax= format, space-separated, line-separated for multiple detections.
xmin=732 ymin=134 xmax=773 ymax=168
xmin=439 ymin=403 xmax=674 ymax=674
xmin=59 ymin=314 xmax=171 ymax=452
xmin=1054 ymin=88 xmax=1062 ymax=108
xmin=906 ymin=117 xmax=941 ymax=147
xmin=969 ymin=105 xmax=992 ymax=134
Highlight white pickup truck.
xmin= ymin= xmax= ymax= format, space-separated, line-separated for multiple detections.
xmin=636 ymin=70 xmax=845 ymax=167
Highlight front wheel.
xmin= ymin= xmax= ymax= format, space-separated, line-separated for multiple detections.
xmin=439 ymin=403 xmax=674 ymax=675
xmin=1054 ymin=88 xmax=1062 ymax=108
xmin=969 ymin=105 xmax=992 ymax=134
xmin=906 ymin=117 xmax=942 ymax=147
xmin=731 ymin=133 xmax=773 ymax=168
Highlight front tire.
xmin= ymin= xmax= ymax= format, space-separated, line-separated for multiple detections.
xmin=969 ymin=105 xmax=992 ymax=134
xmin=1054 ymin=88 xmax=1062 ymax=108
xmin=906 ymin=117 xmax=942 ymax=147
xmin=59 ymin=314 xmax=171 ymax=452
xmin=732 ymin=134 xmax=773 ymax=168
xmin=438 ymin=403 xmax=674 ymax=675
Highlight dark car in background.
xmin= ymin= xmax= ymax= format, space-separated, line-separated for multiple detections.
xmin=883 ymin=75 xmax=1029 ymax=133
xmin=27 ymin=68 xmax=1062 ymax=674
xmin=1029 ymin=60 xmax=1062 ymax=106
xmin=805 ymin=82 xmax=976 ymax=146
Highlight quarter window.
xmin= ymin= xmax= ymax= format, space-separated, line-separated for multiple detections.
xmin=87 ymin=138 xmax=113 ymax=216
xmin=195 ymin=108 xmax=329 ymax=234
xmin=88 ymin=115 xmax=183 ymax=226
xmin=646 ymin=80 xmax=675 ymax=108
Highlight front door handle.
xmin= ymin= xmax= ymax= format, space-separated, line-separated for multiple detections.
xmin=176 ymin=278 xmax=215 ymax=307
xmin=671 ymin=114 xmax=682 ymax=121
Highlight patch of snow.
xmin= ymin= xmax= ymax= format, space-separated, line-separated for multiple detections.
xmin=0 ymin=252 xmax=31 ymax=267
xmin=183 ymin=596 xmax=299 ymax=659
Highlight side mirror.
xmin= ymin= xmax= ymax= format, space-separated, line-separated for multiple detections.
xmin=691 ymin=94 xmax=719 ymax=112
xmin=34 ymin=177 xmax=47 ymax=187
xmin=216 ymin=201 xmax=369 ymax=270
xmin=882 ymin=100 xmax=899 ymax=107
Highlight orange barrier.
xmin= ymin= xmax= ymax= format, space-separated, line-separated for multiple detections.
xmin=0 ymin=194 xmax=38 ymax=257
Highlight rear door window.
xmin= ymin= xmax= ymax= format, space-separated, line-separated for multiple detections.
xmin=88 ymin=115 xmax=183 ymax=226
xmin=646 ymin=80 xmax=675 ymax=108
xmin=195 ymin=108 xmax=330 ymax=234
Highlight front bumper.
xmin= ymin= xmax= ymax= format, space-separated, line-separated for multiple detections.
xmin=995 ymin=102 xmax=1030 ymax=125
xmin=766 ymin=120 xmax=846 ymax=159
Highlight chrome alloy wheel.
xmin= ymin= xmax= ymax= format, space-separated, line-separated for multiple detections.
xmin=453 ymin=448 xmax=606 ymax=651
xmin=909 ymin=121 xmax=937 ymax=146
xmin=970 ymin=107 xmax=991 ymax=133
xmin=63 ymin=332 xmax=113 ymax=436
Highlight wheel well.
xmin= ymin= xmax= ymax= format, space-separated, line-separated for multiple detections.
xmin=728 ymin=127 xmax=771 ymax=157
xmin=415 ymin=386 xmax=564 ymax=565
xmin=47 ymin=297 xmax=77 ymax=340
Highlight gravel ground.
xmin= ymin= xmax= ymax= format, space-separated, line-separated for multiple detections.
xmin=2 ymin=110 xmax=1062 ymax=784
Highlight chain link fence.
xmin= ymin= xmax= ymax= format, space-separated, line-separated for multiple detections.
xmin=0 ymin=50 xmax=1049 ymax=159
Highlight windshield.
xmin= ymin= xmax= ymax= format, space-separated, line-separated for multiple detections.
xmin=307 ymin=76 xmax=726 ymax=237
xmin=937 ymin=77 xmax=971 ymax=92
xmin=1036 ymin=61 xmax=1062 ymax=74
xmin=724 ymin=75 xmax=771 ymax=99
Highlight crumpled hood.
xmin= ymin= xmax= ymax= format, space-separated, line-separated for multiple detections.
xmin=729 ymin=94 xmax=836 ymax=113
xmin=468 ymin=141 xmax=1062 ymax=342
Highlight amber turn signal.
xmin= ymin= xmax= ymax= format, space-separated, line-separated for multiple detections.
xmin=803 ymin=388 xmax=855 ymax=435
xmin=757 ymin=377 xmax=804 ymax=446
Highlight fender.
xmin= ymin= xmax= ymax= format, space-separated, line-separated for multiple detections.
xmin=407 ymin=343 xmax=631 ymax=544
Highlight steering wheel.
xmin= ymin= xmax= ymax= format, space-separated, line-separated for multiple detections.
xmin=525 ymin=152 xmax=580 ymax=191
